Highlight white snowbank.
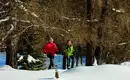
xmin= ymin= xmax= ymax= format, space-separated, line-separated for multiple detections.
xmin=0 ymin=65 xmax=64 ymax=80
xmin=0 ymin=65 xmax=15 ymax=71
xmin=1 ymin=64 xmax=130 ymax=80
xmin=60 ymin=65 xmax=130 ymax=80
xmin=120 ymin=61 xmax=130 ymax=67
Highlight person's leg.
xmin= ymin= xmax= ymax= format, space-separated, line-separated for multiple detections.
xmin=85 ymin=56 xmax=87 ymax=66
xmin=51 ymin=56 xmax=54 ymax=68
xmin=63 ymin=55 xmax=66 ymax=69
xmin=76 ymin=56 xmax=79 ymax=66
xmin=47 ymin=55 xmax=51 ymax=69
xmin=87 ymin=58 xmax=92 ymax=66
xmin=48 ymin=55 xmax=54 ymax=69
xmin=80 ymin=56 xmax=83 ymax=65
xmin=86 ymin=56 xmax=93 ymax=66
xmin=94 ymin=46 xmax=101 ymax=65
xmin=71 ymin=56 xmax=74 ymax=68
xmin=95 ymin=55 xmax=100 ymax=65
xmin=67 ymin=57 xmax=70 ymax=69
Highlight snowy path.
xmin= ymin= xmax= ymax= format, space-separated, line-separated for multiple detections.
xmin=1 ymin=54 xmax=130 ymax=80
xmin=1 ymin=64 xmax=130 ymax=80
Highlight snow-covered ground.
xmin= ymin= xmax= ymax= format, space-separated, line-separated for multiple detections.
xmin=0 ymin=65 xmax=65 ymax=80
xmin=0 ymin=64 xmax=130 ymax=80
xmin=1 ymin=53 xmax=130 ymax=80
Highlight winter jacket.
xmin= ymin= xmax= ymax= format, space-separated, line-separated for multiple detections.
xmin=42 ymin=42 xmax=58 ymax=56
xmin=64 ymin=45 xmax=74 ymax=57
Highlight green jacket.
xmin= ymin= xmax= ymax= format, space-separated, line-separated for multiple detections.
xmin=64 ymin=45 xmax=74 ymax=56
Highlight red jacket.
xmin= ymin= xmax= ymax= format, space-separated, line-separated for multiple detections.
xmin=42 ymin=42 xmax=58 ymax=56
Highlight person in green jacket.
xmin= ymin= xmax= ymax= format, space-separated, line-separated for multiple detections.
xmin=62 ymin=40 xmax=74 ymax=69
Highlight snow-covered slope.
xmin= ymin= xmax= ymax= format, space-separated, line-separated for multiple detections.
xmin=1 ymin=64 xmax=130 ymax=80
xmin=120 ymin=61 xmax=130 ymax=67
xmin=0 ymin=65 xmax=64 ymax=80
xmin=60 ymin=65 xmax=130 ymax=80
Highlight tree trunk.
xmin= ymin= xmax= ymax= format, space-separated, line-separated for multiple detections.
xmin=86 ymin=0 xmax=94 ymax=66
xmin=96 ymin=0 xmax=108 ymax=64
xmin=5 ymin=37 xmax=12 ymax=66
xmin=5 ymin=37 xmax=18 ymax=68
xmin=85 ymin=41 xmax=94 ymax=66
xmin=87 ymin=0 xmax=92 ymax=20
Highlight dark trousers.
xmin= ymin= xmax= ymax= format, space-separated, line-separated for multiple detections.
xmin=94 ymin=54 xmax=100 ymax=65
xmin=76 ymin=56 xmax=82 ymax=66
xmin=94 ymin=46 xmax=101 ymax=65
xmin=86 ymin=55 xmax=94 ymax=66
xmin=63 ymin=55 xmax=66 ymax=69
xmin=47 ymin=55 xmax=54 ymax=69
xmin=63 ymin=55 xmax=74 ymax=69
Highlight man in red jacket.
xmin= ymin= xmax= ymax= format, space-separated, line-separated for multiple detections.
xmin=42 ymin=37 xmax=58 ymax=69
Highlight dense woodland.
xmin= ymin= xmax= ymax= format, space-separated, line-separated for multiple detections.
xmin=0 ymin=0 xmax=130 ymax=68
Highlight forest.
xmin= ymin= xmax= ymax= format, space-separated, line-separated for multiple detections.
xmin=0 ymin=0 xmax=130 ymax=69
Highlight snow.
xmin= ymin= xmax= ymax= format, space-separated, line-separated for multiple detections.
xmin=31 ymin=12 xmax=39 ymax=18
xmin=27 ymin=55 xmax=39 ymax=63
xmin=112 ymin=8 xmax=126 ymax=13
xmin=60 ymin=34 xmax=64 ymax=37
xmin=18 ymin=56 xmax=23 ymax=62
xmin=20 ymin=20 xmax=31 ymax=23
xmin=0 ymin=65 xmax=15 ymax=71
xmin=5 ymin=2 xmax=10 ymax=6
xmin=1 ymin=54 xmax=130 ymax=80
xmin=118 ymin=42 xmax=127 ymax=45
xmin=1 ymin=64 xmax=130 ymax=80
xmin=120 ymin=61 xmax=130 ymax=67
xmin=19 ymin=5 xmax=28 ymax=12
xmin=0 ymin=65 xmax=64 ymax=80
xmin=60 ymin=65 xmax=130 ymax=80
xmin=0 ymin=17 xmax=9 ymax=24
xmin=86 ymin=19 xmax=99 ymax=22
xmin=0 ymin=11 xmax=6 ymax=14
xmin=61 ymin=16 xmax=81 ymax=21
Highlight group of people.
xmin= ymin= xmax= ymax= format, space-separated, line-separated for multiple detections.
xmin=42 ymin=37 xmax=100 ymax=69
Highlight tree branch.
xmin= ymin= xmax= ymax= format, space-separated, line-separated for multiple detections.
xmin=0 ymin=24 xmax=15 ymax=45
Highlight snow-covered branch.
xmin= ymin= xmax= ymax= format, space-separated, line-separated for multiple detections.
xmin=1 ymin=24 xmax=15 ymax=44
xmin=0 ymin=16 xmax=9 ymax=24
xmin=61 ymin=16 xmax=99 ymax=22
xmin=61 ymin=16 xmax=81 ymax=21
xmin=13 ymin=25 xmax=32 ymax=38
xmin=12 ymin=17 xmax=31 ymax=23
xmin=27 ymin=55 xmax=39 ymax=63
xmin=86 ymin=19 xmax=99 ymax=22
xmin=44 ymin=26 xmax=70 ymax=34
xmin=0 ymin=1 xmax=10 ymax=10
xmin=13 ymin=24 xmax=40 ymax=38
xmin=112 ymin=8 xmax=126 ymax=13
xmin=15 ymin=0 xmax=45 ymax=23
xmin=118 ymin=41 xmax=130 ymax=46
xmin=5 ymin=2 xmax=10 ymax=6
xmin=0 ymin=11 xmax=7 ymax=14
xmin=15 ymin=0 xmax=39 ymax=18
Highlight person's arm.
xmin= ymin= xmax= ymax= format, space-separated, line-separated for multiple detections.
xmin=54 ymin=43 xmax=59 ymax=52
xmin=70 ymin=46 xmax=74 ymax=54
xmin=42 ymin=44 xmax=47 ymax=54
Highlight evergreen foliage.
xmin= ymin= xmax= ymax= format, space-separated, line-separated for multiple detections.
xmin=18 ymin=54 xmax=47 ymax=70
